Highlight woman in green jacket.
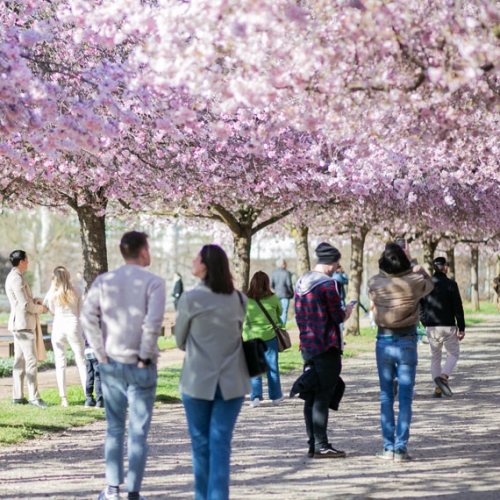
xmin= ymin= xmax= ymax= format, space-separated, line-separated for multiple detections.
xmin=243 ymin=271 xmax=285 ymax=407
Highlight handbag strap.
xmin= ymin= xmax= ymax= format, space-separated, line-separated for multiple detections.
xmin=255 ymin=298 xmax=280 ymax=332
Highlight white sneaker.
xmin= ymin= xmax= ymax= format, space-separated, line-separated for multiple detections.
xmin=249 ymin=399 xmax=260 ymax=408
xmin=272 ymin=395 xmax=285 ymax=406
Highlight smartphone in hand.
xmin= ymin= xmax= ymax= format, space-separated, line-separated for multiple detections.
xmin=348 ymin=300 xmax=357 ymax=307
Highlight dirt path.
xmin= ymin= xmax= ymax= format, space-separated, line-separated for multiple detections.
xmin=1 ymin=318 xmax=500 ymax=499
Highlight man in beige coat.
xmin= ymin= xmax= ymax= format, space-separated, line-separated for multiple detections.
xmin=5 ymin=250 xmax=49 ymax=408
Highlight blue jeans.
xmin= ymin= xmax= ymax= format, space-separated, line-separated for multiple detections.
xmin=99 ymin=359 xmax=157 ymax=493
xmin=376 ymin=336 xmax=418 ymax=453
xmin=182 ymin=387 xmax=244 ymax=500
xmin=301 ymin=348 xmax=342 ymax=450
xmin=250 ymin=336 xmax=283 ymax=401
xmin=279 ymin=298 xmax=290 ymax=326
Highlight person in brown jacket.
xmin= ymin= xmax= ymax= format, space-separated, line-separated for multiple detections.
xmin=369 ymin=242 xmax=434 ymax=462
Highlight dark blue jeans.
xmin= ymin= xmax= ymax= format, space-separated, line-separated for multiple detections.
xmin=85 ymin=357 xmax=103 ymax=401
xmin=182 ymin=386 xmax=244 ymax=500
xmin=250 ymin=336 xmax=283 ymax=401
xmin=301 ymin=348 xmax=342 ymax=450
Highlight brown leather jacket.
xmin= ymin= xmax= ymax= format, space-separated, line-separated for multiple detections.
xmin=368 ymin=265 xmax=434 ymax=330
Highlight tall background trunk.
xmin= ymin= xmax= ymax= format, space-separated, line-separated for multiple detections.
xmin=345 ymin=227 xmax=369 ymax=336
xmin=292 ymin=224 xmax=310 ymax=278
xmin=232 ymin=227 xmax=252 ymax=292
xmin=445 ymin=246 xmax=456 ymax=281
xmin=422 ymin=238 xmax=439 ymax=275
xmin=470 ymin=246 xmax=479 ymax=311
xmin=75 ymin=206 xmax=108 ymax=290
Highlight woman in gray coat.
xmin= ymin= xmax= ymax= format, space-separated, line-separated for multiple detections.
xmin=175 ymin=244 xmax=250 ymax=500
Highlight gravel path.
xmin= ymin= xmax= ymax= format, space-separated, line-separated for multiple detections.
xmin=1 ymin=317 xmax=500 ymax=499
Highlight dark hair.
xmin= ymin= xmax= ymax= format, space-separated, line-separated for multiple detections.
xmin=200 ymin=244 xmax=234 ymax=294
xmin=378 ymin=242 xmax=411 ymax=275
xmin=119 ymin=231 xmax=149 ymax=260
xmin=246 ymin=271 xmax=273 ymax=300
xmin=9 ymin=250 xmax=27 ymax=267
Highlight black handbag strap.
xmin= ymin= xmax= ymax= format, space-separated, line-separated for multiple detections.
xmin=238 ymin=291 xmax=254 ymax=336
xmin=255 ymin=298 xmax=280 ymax=331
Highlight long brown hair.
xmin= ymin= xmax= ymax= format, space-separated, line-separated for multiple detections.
xmin=200 ymin=244 xmax=234 ymax=294
xmin=246 ymin=271 xmax=273 ymax=300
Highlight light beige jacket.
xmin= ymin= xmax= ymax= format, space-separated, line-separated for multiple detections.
xmin=175 ymin=283 xmax=251 ymax=400
xmin=5 ymin=268 xmax=45 ymax=332
xmin=368 ymin=266 xmax=434 ymax=329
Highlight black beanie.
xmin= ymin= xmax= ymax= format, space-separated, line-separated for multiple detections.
xmin=315 ymin=242 xmax=341 ymax=264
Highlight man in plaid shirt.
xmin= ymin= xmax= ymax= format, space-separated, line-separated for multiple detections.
xmin=295 ymin=242 xmax=353 ymax=459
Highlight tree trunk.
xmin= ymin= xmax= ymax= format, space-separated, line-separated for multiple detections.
xmin=422 ymin=238 xmax=439 ymax=275
xmin=470 ymin=246 xmax=479 ymax=311
xmin=232 ymin=227 xmax=252 ymax=292
xmin=75 ymin=205 xmax=108 ymax=290
xmin=345 ymin=227 xmax=369 ymax=336
xmin=292 ymin=224 xmax=310 ymax=278
xmin=445 ymin=246 xmax=456 ymax=281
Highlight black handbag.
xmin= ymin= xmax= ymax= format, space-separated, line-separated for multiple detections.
xmin=242 ymin=337 xmax=269 ymax=377
xmin=237 ymin=292 xmax=270 ymax=377
xmin=255 ymin=298 xmax=292 ymax=352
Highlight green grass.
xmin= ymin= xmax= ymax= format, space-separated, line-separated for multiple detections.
xmin=0 ymin=386 xmax=106 ymax=445
xmin=463 ymin=301 xmax=499 ymax=316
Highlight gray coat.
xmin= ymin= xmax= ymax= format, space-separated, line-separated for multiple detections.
xmin=5 ymin=268 xmax=44 ymax=332
xmin=175 ymin=283 xmax=251 ymax=400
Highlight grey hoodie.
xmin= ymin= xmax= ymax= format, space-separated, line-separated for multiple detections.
xmin=295 ymin=271 xmax=334 ymax=296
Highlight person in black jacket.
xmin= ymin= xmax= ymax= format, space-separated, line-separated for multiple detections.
xmin=420 ymin=257 xmax=465 ymax=398
xmin=172 ymin=272 xmax=184 ymax=311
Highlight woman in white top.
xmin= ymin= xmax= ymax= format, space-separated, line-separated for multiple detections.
xmin=44 ymin=266 xmax=87 ymax=407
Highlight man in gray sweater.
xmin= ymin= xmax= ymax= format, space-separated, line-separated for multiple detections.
xmin=81 ymin=231 xmax=166 ymax=500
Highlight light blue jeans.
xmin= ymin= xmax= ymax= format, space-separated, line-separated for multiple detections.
xmin=279 ymin=298 xmax=290 ymax=326
xmin=376 ymin=336 xmax=418 ymax=453
xmin=99 ymin=359 xmax=157 ymax=493
xmin=250 ymin=336 xmax=283 ymax=401
xmin=182 ymin=387 xmax=244 ymax=500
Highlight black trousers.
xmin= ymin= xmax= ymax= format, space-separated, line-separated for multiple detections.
xmin=301 ymin=348 xmax=342 ymax=450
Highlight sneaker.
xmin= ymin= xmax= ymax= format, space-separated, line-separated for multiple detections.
xmin=61 ymin=397 xmax=69 ymax=407
xmin=314 ymin=444 xmax=346 ymax=459
xmin=85 ymin=397 xmax=97 ymax=407
xmin=434 ymin=376 xmax=453 ymax=397
xmin=29 ymin=399 xmax=50 ymax=409
xmin=95 ymin=398 xmax=105 ymax=408
xmin=249 ymin=399 xmax=260 ymax=408
xmin=433 ymin=388 xmax=442 ymax=398
xmin=376 ymin=449 xmax=394 ymax=460
xmin=272 ymin=395 xmax=285 ymax=406
xmin=394 ymin=449 xmax=412 ymax=462
xmin=98 ymin=487 xmax=120 ymax=500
